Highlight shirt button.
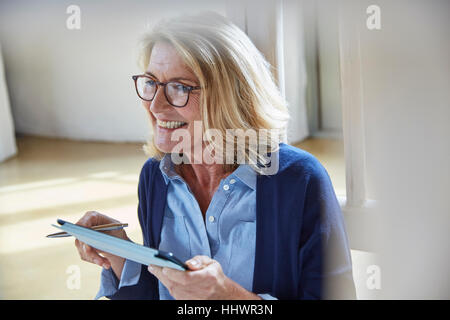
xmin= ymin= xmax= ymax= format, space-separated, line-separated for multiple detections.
xmin=229 ymin=179 xmax=236 ymax=184
xmin=223 ymin=184 xmax=230 ymax=191
xmin=208 ymin=215 xmax=215 ymax=223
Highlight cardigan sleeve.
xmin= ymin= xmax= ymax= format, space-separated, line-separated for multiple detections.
xmin=298 ymin=161 xmax=356 ymax=299
xmin=104 ymin=160 xmax=160 ymax=300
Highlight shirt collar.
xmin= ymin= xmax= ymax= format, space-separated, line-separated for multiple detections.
xmin=230 ymin=163 xmax=257 ymax=190
xmin=159 ymin=154 xmax=179 ymax=185
xmin=159 ymin=154 xmax=257 ymax=190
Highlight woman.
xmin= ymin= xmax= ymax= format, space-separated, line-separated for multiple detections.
xmin=75 ymin=12 xmax=355 ymax=300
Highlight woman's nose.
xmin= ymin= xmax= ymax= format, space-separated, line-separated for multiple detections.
xmin=149 ymin=86 xmax=170 ymax=113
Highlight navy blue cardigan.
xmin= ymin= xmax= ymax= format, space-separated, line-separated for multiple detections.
xmin=107 ymin=143 xmax=356 ymax=299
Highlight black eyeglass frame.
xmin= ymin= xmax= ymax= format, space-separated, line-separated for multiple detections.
xmin=132 ymin=75 xmax=201 ymax=108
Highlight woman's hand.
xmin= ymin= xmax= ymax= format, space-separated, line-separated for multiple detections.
xmin=148 ymin=255 xmax=262 ymax=300
xmin=74 ymin=211 xmax=129 ymax=277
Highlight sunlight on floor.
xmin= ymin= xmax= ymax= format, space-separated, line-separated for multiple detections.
xmin=0 ymin=135 xmax=346 ymax=299
xmin=0 ymin=136 xmax=147 ymax=299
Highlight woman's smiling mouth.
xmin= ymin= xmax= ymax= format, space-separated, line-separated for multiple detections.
xmin=156 ymin=119 xmax=188 ymax=129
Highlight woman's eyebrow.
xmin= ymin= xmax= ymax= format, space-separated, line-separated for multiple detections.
xmin=145 ymin=71 xmax=197 ymax=83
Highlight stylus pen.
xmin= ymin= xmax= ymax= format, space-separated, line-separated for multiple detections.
xmin=46 ymin=223 xmax=128 ymax=238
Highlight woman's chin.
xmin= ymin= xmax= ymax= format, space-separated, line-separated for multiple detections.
xmin=155 ymin=143 xmax=173 ymax=154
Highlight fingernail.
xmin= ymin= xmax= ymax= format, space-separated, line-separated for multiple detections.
xmin=148 ymin=265 xmax=154 ymax=272
xmin=189 ymin=259 xmax=199 ymax=267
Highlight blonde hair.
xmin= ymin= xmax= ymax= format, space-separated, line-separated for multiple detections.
xmin=138 ymin=11 xmax=290 ymax=173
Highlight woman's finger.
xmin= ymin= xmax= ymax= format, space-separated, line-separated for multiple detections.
xmin=75 ymin=240 xmax=110 ymax=268
xmin=148 ymin=265 xmax=175 ymax=290
xmin=85 ymin=244 xmax=111 ymax=268
xmin=73 ymin=211 xmax=124 ymax=269
xmin=185 ymin=255 xmax=214 ymax=270
xmin=76 ymin=211 xmax=98 ymax=227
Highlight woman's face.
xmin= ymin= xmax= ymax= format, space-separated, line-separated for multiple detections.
xmin=144 ymin=41 xmax=202 ymax=154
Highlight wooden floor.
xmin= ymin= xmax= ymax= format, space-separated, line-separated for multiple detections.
xmin=0 ymin=135 xmax=345 ymax=299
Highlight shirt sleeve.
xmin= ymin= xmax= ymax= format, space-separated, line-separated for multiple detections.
xmin=258 ymin=294 xmax=278 ymax=300
xmin=94 ymin=259 xmax=142 ymax=300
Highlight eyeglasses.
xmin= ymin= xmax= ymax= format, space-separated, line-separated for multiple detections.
xmin=132 ymin=74 xmax=201 ymax=108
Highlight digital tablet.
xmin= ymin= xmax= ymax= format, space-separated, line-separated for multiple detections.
xmin=51 ymin=219 xmax=188 ymax=271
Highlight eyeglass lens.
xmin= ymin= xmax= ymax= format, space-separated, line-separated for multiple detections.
xmin=135 ymin=76 xmax=190 ymax=107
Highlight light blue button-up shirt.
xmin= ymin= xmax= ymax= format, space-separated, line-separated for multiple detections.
xmin=96 ymin=154 xmax=275 ymax=300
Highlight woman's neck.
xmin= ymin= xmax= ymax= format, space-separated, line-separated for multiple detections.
xmin=176 ymin=162 xmax=231 ymax=192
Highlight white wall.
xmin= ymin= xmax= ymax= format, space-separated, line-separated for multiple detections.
xmin=0 ymin=0 xmax=311 ymax=144
xmin=282 ymin=0 xmax=310 ymax=144
xmin=300 ymin=0 xmax=343 ymax=137
xmin=0 ymin=0 xmax=225 ymax=142
xmin=341 ymin=0 xmax=450 ymax=298
xmin=226 ymin=0 xmax=310 ymax=144
xmin=317 ymin=0 xmax=342 ymax=133
xmin=0 ymin=43 xmax=17 ymax=162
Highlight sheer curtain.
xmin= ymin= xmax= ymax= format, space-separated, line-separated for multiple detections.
xmin=0 ymin=43 xmax=17 ymax=162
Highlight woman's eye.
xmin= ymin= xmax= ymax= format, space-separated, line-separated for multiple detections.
xmin=145 ymin=79 xmax=156 ymax=86
xmin=176 ymin=84 xmax=190 ymax=93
